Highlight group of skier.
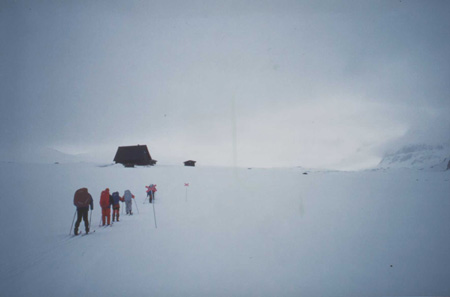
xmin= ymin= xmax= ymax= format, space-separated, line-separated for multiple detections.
xmin=99 ymin=188 xmax=136 ymax=226
xmin=72 ymin=184 xmax=157 ymax=236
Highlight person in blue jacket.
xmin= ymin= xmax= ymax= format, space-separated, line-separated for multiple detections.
xmin=111 ymin=191 xmax=122 ymax=222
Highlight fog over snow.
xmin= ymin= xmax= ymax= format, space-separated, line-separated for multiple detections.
xmin=1 ymin=0 xmax=449 ymax=169
xmin=1 ymin=2 xmax=450 ymax=296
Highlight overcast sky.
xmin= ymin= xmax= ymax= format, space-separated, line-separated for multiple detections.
xmin=1 ymin=0 xmax=449 ymax=169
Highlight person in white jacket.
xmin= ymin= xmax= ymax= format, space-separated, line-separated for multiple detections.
xmin=123 ymin=190 xmax=135 ymax=215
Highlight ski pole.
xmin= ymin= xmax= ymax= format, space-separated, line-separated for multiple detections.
xmin=69 ymin=209 xmax=77 ymax=235
xmin=89 ymin=209 xmax=92 ymax=230
xmin=134 ymin=198 xmax=139 ymax=214
xmin=152 ymin=199 xmax=157 ymax=228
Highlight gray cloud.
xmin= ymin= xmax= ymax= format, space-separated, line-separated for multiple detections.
xmin=1 ymin=0 xmax=449 ymax=168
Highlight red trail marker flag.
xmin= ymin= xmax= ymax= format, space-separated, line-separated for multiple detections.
xmin=184 ymin=183 xmax=189 ymax=201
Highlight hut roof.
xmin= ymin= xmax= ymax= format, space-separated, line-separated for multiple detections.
xmin=113 ymin=145 xmax=156 ymax=166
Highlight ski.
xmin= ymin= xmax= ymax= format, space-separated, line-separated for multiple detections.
xmin=72 ymin=230 xmax=95 ymax=237
xmin=82 ymin=230 xmax=95 ymax=236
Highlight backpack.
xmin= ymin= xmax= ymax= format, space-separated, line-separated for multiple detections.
xmin=112 ymin=192 xmax=121 ymax=205
xmin=100 ymin=190 xmax=111 ymax=208
xmin=74 ymin=188 xmax=91 ymax=208
xmin=146 ymin=184 xmax=157 ymax=193
xmin=124 ymin=190 xmax=132 ymax=202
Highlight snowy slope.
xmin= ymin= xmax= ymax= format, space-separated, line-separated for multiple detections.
xmin=0 ymin=162 xmax=449 ymax=296
xmin=0 ymin=147 xmax=81 ymax=164
xmin=379 ymin=143 xmax=450 ymax=171
xmin=0 ymin=146 xmax=117 ymax=165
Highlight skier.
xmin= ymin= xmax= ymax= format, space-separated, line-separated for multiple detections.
xmin=100 ymin=188 xmax=112 ymax=226
xmin=145 ymin=184 xmax=157 ymax=203
xmin=123 ymin=189 xmax=135 ymax=215
xmin=111 ymin=191 xmax=122 ymax=222
xmin=73 ymin=188 xmax=93 ymax=235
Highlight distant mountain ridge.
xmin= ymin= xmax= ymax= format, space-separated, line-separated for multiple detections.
xmin=0 ymin=147 xmax=80 ymax=164
xmin=379 ymin=143 xmax=450 ymax=170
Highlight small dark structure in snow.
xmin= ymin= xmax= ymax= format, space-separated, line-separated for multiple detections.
xmin=447 ymin=159 xmax=450 ymax=171
xmin=113 ymin=145 xmax=156 ymax=167
xmin=184 ymin=160 xmax=196 ymax=167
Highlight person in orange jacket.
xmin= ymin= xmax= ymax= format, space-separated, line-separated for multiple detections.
xmin=100 ymin=188 xmax=113 ymax=225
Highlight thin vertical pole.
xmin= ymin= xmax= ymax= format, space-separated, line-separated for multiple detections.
xmin=89 ymin=209 xmax=92 ymax=230
xmin=134 ymin=198 xmax=140 ymax=214
xmin=69 ymin=209 xmax=77 ymax=235
xmin=152 ymin=200 xmax=157 ymax=228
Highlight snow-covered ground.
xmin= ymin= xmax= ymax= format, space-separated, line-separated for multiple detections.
xmin=1 ymin=161 xmax=449 ymax=296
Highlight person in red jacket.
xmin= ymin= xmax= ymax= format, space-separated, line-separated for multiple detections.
xmin=100 ymin=188 xmax=112 ymax=226
xmin=145 ymin=184 xmax=157 ymax=203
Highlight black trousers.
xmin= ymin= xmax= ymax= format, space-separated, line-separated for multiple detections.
xmin=75 ymin=208 xmax=89 ymax=231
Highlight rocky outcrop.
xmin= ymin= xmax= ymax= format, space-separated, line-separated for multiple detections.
xmin=379 ymin=143 xmax=450 ymax=170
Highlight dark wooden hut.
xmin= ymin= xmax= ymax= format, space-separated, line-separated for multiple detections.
xmin=113 ymin=145 xmax=156 ymax=167
xmin=184 ymin=160 xmax=196 ymax=167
